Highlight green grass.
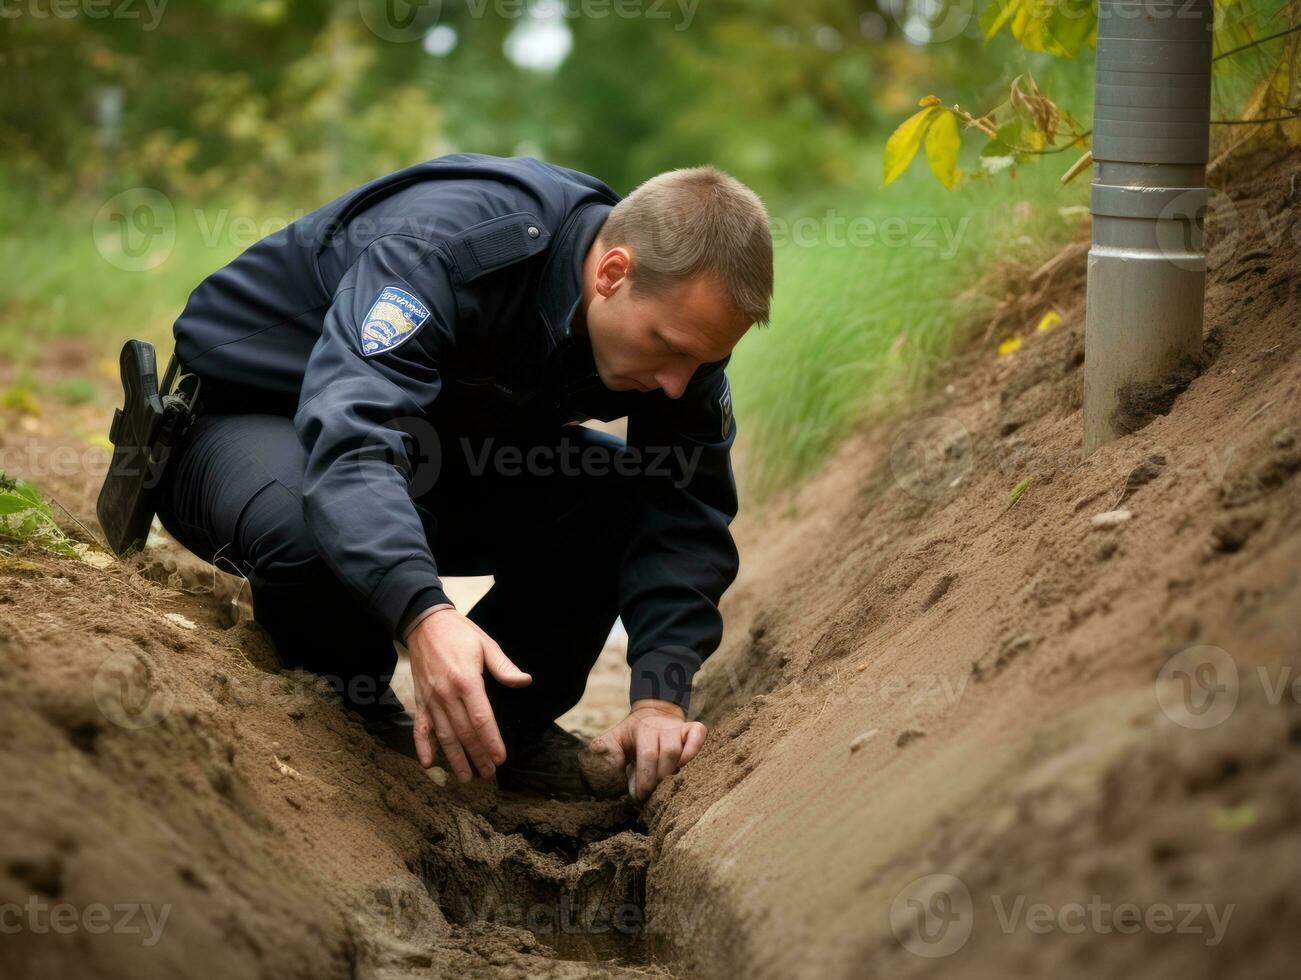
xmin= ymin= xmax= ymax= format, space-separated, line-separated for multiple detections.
xmin=0 ymin=180 xmax=259 ymax=368
xmin=729 ymin=151 xmax=1090 ymax=496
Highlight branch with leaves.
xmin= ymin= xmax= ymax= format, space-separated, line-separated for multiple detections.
xmin=884 ymin=0 xmax=1301 ymax=190
xmin=884 ymin=76 xmax=1090 ymax=189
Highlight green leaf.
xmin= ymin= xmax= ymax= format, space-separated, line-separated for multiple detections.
xmin=980 ymin=0 xmax=1017 ymax=41
xmin=980 ymin=0 xmax=1096 ymax=57
xmin=1210 ymin=803 xmax=1257 ymax=832
xmin=0 ymin=495 xmax=35 ymax=517
xmin=0 ymin=475 xmax=78 ymax=558
xmin=924 ymin=111 xmax=961 ymax=189
xmin=884 ymin=105 xmax=944 ymax=186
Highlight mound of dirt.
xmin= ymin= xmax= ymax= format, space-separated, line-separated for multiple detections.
xmin=0 ymin=542 xmax=664 ymax=977
xmin=642 ymin=151 xmax=1301 ymax=977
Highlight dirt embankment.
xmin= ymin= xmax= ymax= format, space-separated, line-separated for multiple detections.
xmin=642 ymin=152 xmax=1301 ymax=977
xmin=1 ymin=152 xmax=1298 ymax=980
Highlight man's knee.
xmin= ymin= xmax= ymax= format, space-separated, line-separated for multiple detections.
xmin=237 ymin=479 xmax=324 ymax=583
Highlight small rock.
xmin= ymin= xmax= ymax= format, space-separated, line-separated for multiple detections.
xmin=850 ymin=730 xmax=879 ymax=754
xmin=896 ymin=730 xmax=925 ymax=748
xmin=1091 ymin=509 xmax=1133 ymax=529
xmin=163 ymin=612 xmax=198 ymax=630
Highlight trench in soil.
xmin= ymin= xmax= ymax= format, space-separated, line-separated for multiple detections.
xmin=411 ymin=796 xmax=657 ymax=964
xmin=136 ymin=551 xmax=674 ymax=968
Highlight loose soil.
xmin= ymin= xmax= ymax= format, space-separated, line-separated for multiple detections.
xmin=0 ymin=149 xmax=1298 ymax=979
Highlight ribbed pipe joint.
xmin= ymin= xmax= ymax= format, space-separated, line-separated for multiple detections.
xmin=1093 ymin=0 xmax=1214 ymax=166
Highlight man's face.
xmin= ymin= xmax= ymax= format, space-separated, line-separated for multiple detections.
xmin=580 ymin=244 xmax=751 ymax=399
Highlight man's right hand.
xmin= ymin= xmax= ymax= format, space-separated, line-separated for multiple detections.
xmin=405 ymin=607 xmax=532 ymax=782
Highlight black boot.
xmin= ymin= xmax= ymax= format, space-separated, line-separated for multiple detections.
xmin=496 ymin=722 xmax=595 ymax=799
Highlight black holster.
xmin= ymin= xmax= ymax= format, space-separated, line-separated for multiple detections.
xmin=96 ymin=340 xmax=202 ymax=556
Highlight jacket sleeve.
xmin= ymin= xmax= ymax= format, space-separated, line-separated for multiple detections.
xmin=621 ymin=359 xmax=740 ymax=713
xmin=293 ymin=233 xmax=457 ymax=641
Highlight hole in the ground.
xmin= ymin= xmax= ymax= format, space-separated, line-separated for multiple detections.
xmin=411 ymin=799 xmax=654 ymax=964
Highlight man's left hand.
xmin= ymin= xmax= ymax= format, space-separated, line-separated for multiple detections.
xmin=588 ymin=699 xmax=708 ymax=802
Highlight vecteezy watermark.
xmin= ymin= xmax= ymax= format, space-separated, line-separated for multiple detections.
xmin=429 ymin=891 xmax=709 ymax=946
xmin=891 ymin=874 xmax=1235 ymax=957
xmin=889 ymin=416 xmax=974 ymax=503
xmin=356 ymin=0 xmax=700 ymax=42
xmin=459 ymin=436 xmax=703 ymax=489
xmin=0 ymin=0 xmax=168 ymax=29
xmin=986 ymin=894 xmax=1233 ymax=947
xmin=1156 ymin=645 xmax=1301 ymax=730
xmin=92 ymin=649 xmax=176 ymax=730
xmin=351 ymin=418 xmax=708 ymax=500
xmin=92 ymin=188 xmax=176 ymax=272
xmin=769 ymin=212 xmax=970 ymax=258
xmin=0 ymin=898 xmax=172 ymax=947
xmin=881 ymin=0 xmax=980 ymax=45
xmin=890 ymin=873 xmax=974 ymax=958
xmin=0 ymin=444 xmax=113 ymax=484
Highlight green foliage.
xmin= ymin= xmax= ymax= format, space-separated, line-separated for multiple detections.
xmin=979 ymin=0 xmax=1096 ymax=58
xmin=52 ymin=377 xmax=100 ymax=406
xmin=730 ymin=156 xmax=1089 ymax=495
xmin=889 ymin=0 xmax=1297 ymax=190
xmin=0 ymin=177 xmax=249 ymax=359
xmin=0 ymin=474 xmax=78 ymax=558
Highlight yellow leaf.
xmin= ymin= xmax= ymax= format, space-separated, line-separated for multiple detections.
xmin=1035 ymin=310 xmax=1062 ymax=333
xmin=884 ymin=105 xmax=943 ymax=186
xmin=924 ymin=110 xmax=961 ymax=189
xmin=998 ymin=336 xmax=1023 ymax=356
xmin=1210 ymin=803 xmax=1257 ymax=832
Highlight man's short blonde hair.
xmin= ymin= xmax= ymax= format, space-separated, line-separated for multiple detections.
xmin=599 ymin=166 xmax=773 ymax=327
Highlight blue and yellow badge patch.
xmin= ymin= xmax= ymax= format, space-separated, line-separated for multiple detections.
xmin=360 ymin=286 xmax=431 ymax=357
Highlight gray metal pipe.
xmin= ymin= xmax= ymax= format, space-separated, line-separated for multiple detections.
xmin=1083 ymin=0 xmax=1214 ymax=454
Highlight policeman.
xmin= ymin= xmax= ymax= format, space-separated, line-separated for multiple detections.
xmin=155 ymin=153 xmax=773 ymax=800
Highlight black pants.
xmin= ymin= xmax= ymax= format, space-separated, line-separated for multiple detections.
xmin=156 ymin=411 xmax=630 ymax=748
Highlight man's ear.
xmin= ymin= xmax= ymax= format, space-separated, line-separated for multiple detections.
xmin=596 ymin=246 xmax=632 ymax=298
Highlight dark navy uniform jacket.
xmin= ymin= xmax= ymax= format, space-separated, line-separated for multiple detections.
xmin=172 ymin=153 xmax=739 ymax=706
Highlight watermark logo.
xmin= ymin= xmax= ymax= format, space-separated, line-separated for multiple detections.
xmin=92 ymin=188 xmax=176 ymax=272
xmin=883 ymin=0 xmax=978 ymax=44
xmin=93 ymin=650 xmax=175 ymax=729
xmin=0 ymin=0 xmax=169 ymax=29
xmin=890 ymin=873 xmax=974 ymax=957
xmin=357 ymin=0 xmax=442 ymax=42
xmin=1155 ymin=644 xmax=1239 ymax=730
xmin=890 ymin=416 xmax=974 ymax=502
xmin=893 ymin=874 xmax=1236 ymax=956
xmin=0 ymin=898 xmax=172 ymax=946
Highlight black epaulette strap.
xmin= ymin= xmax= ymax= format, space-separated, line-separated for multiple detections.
xmin=445 ymin=212 xmax=551 ymax=284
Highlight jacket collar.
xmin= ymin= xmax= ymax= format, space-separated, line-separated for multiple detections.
xmin=537 ymin=202 xmax=611 ymax=346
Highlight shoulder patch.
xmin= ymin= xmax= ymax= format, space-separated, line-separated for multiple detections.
xmin=718 ymin=377 xmax=734 ymax=440
xmin=360 ymin=286 xmax=431 ymax=357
